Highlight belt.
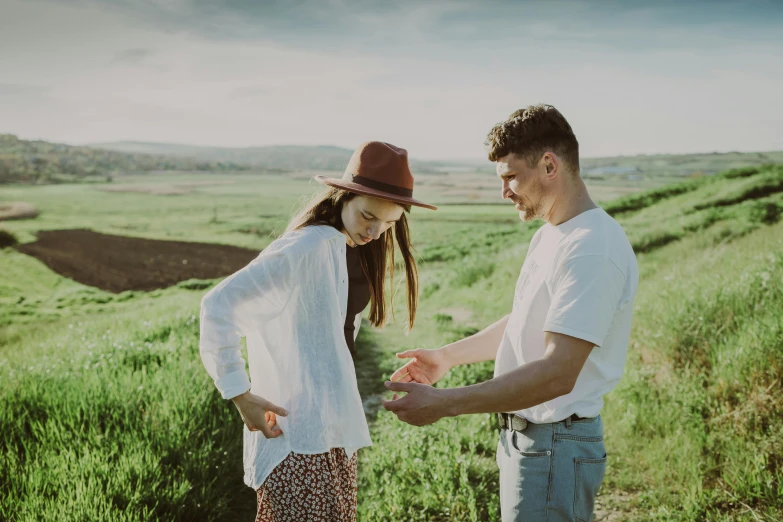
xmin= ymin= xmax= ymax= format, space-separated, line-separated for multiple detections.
xmin=497 ymin=412 xmax=587 ymax=432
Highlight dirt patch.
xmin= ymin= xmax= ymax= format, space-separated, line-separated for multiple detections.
xmin=0 ymin=228 xmax=17 ymax=248
xmin=16 ymin=229 xmax=259 ymax=293
xmin=0 ymin=202 xmax=39 ymax=221
xmin=594 ymin=490 xmax=638 ymax=521
xmin=97 ymin=180 xmax=236 ymax=196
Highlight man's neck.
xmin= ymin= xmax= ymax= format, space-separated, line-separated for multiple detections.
xmin=544 ymin=178 xmax=597 ymax=226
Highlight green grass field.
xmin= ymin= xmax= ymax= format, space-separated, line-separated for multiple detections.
xmin=1 ymin=165 xmax=782 ymax=521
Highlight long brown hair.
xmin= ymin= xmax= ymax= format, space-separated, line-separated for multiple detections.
xmin=287 ymin=187 xmax=418 ymax=330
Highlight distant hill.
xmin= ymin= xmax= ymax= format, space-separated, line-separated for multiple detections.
xmin=88 ymin=141 xmax=456 ymax=173
xmin=0 ymin=134 xmax=254 ymax=184
xmin=90 ymin=141 xmax=783 ymax=179
xmin=580 ymin=150 xmax=783 ymax=178
xmin=457 ymin=150 xmax=783 ymax=178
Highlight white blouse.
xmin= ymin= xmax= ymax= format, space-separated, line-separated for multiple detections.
xmin=199 ymin=225 xmax=372 ymax=489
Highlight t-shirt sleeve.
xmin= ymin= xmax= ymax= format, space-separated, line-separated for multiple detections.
xmin=543 ymin=255 xmax=626 ymax=347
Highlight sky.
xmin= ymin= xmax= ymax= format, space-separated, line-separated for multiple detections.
xmin=1 ymin=0 xmax=782 ymax=160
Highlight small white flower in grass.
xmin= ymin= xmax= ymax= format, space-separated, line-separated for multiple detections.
xmin=137 ymin=385 xmax=143 ymax=391
xmin=69 ymin=324 xmax=73 ymax=329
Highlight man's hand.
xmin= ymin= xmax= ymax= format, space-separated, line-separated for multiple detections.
xmin=390 ymin=348 xmax=451 ymax=385
xmin=381 ymin=381 xmax=451 ymax=426
xmin=231 ymin=391 xmax=288 ymax=438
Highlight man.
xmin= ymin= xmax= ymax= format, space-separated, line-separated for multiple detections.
xmin=382 ymin=104 xmax=639 ymax=521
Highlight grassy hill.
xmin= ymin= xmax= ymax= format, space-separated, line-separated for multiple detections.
xmin=88 ymin=141 xmax=455 ymax=173
xmin=0 ymin=134 xmax=254 ymax=185
xmin=0 ymin=164 xmax=781 ymax=520
xmin=89 ymin=141 xmax=354 ymax=171
xmin=580 ymin=150 xmax=783 ymax=178
xmin=451 ymin=150 xmax=783 ymax=180
xmin=90 ymin=140 xmax=783 ymax=188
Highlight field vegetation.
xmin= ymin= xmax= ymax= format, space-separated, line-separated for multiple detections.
xmin=1 ymin=163 xmax=781 ymax=521
xmin=0 ymin=134 xmax=253 ymax=185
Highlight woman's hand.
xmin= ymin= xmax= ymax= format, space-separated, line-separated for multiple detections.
xmin=390 ymin=348 xmax=451 ymax=386
xmin=231 ymin=391 xmax=288 ymax=439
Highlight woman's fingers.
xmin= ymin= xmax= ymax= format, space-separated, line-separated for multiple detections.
xmin=260 ymin=399 xmax=289 ymax=417
xmin=396 ymin=372 xmax=413 ymax=383
xmin=260 ymin=423 xmax=283 ymax=438
xmin=233 ymin=392 xmax=287 ymax=438
xmin=390 ymin=369 xmax=411 ymax=382
xmin=396 ymin=349 xmax=420 ymax=359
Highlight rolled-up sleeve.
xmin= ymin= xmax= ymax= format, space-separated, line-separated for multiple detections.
xmin=199 ymin=248 xmax=296 ymax=399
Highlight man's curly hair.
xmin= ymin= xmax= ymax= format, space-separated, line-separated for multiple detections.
xmin=485 ymin=104 xmax=579 ymax=174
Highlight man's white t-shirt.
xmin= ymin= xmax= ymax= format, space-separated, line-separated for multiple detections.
xmin=494 ymin=207 xmax=639 ymax=423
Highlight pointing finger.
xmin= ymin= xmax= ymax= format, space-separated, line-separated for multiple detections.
xmin=385 ymin=380 xmax=416 ymax=392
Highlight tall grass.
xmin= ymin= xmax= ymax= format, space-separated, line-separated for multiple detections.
xmin=603 ymin=221 xmax=783 ymax=521
xmin=2 ymin=166 xmax=782 ymax=520
xmin=0 ymin=309 xmax=257 ymax=521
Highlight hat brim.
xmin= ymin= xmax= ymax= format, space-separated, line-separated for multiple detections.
xmin=314 ymin=175 xmax=438 ymax=210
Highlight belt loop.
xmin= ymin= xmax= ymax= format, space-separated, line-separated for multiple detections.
xmin=565 ymin=415 xmax=572 ymax=429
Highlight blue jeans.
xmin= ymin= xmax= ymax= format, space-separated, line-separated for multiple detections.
xmin=496 ymin=415 xmax=606 ymax=522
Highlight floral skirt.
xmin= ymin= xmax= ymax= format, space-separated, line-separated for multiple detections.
xmin=255 ymin=448 xmax=358 ymax=522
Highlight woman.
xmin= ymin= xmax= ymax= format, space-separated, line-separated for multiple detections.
xmin=199 ymin=141 xmax=437 ymax=521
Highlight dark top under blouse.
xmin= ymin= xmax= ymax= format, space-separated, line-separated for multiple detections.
xmin=344 ymin=243 xmax=371 ymax=359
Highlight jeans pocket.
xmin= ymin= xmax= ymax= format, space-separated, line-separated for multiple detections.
xmin=573 ymin=454 xmax=607 ymax=522
xmin=511 ymin=431 xmax=551 ymax=457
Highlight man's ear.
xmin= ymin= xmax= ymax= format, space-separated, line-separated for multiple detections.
xmin=543 ymin=152 xmax=558 ymax=178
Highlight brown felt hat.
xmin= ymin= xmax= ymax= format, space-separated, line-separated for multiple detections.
xmin=314 ymin=141 xmax=437 ymax=210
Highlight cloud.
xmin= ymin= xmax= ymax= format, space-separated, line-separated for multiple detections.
xmin=57 ymin=0 xmax=783 ymax=53
xmin=1 ymin=0 xmax=781 ymax=158
xmin=0 ymin=83 xmax=51 ymax=100
xmin=111 ymin=48 xmax=155 ymax=65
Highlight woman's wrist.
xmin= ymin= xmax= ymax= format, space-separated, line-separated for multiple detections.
xmin=230 ymin=389 xmax=252 ymax=405
xmin=439 ymin=343 xmax=460 ymax=369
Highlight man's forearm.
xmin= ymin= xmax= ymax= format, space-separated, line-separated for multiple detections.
xmin=443 ymin=357 xmax=572 ymax=416
xmin=441 ymin=314 xmax=509 ymax=368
